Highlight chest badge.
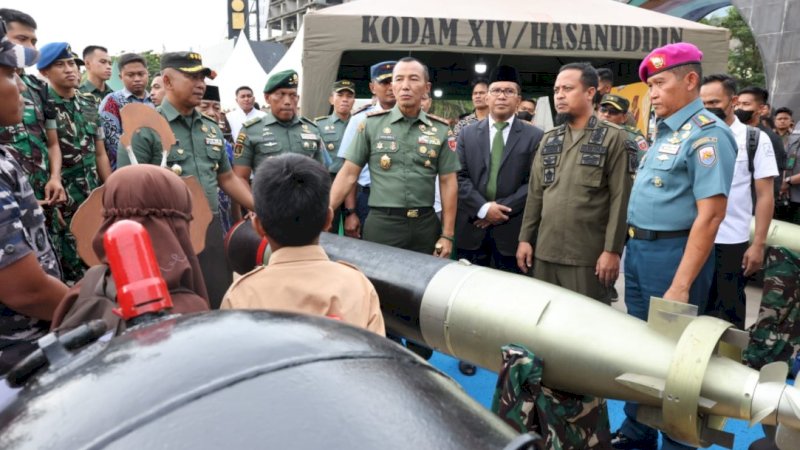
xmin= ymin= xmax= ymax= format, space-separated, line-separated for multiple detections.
xmin=419 ymin=145 xmax=428 ymax=154
xmin=201 ymin=125 xmax=209 ymax=133
xmin=380 ymin=154 xmax=391 ymax=170
xmin=667 ymin=132 xmax=682 ymax=145
xmin=653 ymin=176 xmax=663 ymax=187
xmin=327 ymin=143 xmax=334 ymax=151
xmin=383 ymin=127 xmax=392 ymax=134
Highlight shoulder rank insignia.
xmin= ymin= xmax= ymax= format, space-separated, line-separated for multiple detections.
xmin=426 ymin=113 xmax=450 ymax=126
xmin=692 ymin=114 xmax=716 ymax=128
xmin=366 ymin=109 xmax=391 ymax=118
xmin=314 ymin=116 xmax=328 ymax=123
xmin=200 ymin=113 xmax=217 ymax=122
xmin=242 ymin=117 xmax=262 ymax=128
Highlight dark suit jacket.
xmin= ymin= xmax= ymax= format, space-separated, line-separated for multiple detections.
xmin=455 ymin=117 xmax=543 ymax=256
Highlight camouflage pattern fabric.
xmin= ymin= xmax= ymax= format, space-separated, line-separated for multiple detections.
xmin=0 ymin=74 xmax=53 ymax=202
xmin=50 ymin=88 xmax=103 ymax=284
xmin=453 ymin=112 xmax=479 ymax=138
xmin=492 ymin=344 xmax=612 ymax=450
xmin=744 ymin=247 xmax=800 ymax=370
xmin=0 ymin=144 xmax=61 ymax=375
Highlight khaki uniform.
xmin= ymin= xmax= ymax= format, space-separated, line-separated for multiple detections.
xmin=314 ymin=113 xmax=348 ymax=173
xmin=117 ymin=98 xmax=233 ymax=309
xmin=221 ymin=245 xmax=385 ymax=336
xmin=519 ymin=116 xmax=634 ymax=302
xmin=345 ymin=106 xmax=460 ymax=253
xmin=233 ymin=112 xmax=327 ymax=172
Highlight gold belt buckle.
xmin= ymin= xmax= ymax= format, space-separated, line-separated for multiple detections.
xmin=406 ymin=209 xmax=419 ymax=218
xmin=628 ymin=226 xmax=635 ymax=238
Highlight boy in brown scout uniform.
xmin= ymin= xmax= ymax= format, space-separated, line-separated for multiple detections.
xmin=221 ymin=153 xmax=385 ymax=336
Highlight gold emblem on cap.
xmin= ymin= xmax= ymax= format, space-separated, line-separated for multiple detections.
xmin=651 ymin=55 xmax=665 ymax=69
xmin=290 ymin=73 xmax=298 ymax=84
xmin=171 ymin=164 xmax=182 ymax=176
xmin=380 ymin=154 xmax=391 ymax=170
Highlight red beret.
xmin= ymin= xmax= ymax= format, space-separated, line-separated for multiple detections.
xmin=639 ymin=42 xmax=703 ymax=82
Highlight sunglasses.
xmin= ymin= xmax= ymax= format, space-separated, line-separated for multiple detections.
xmin=599 ymin=106 xmax=623 ymax=115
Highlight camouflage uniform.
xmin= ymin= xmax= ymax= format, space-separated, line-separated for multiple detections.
xmin=453 ymin=112 xmax=479 ymax=138
xmin=50 ymin=88 xmax=104 ymax=284
xmin=744 ymin=247 xmax=800 ymax=371
xmin=0 ymin=74 xmax=55 ymax=203
xmin=0 ymin=144 xmax=61 ymax=375
xmin=492 ymin=344 xmax=611 ymax=449
xmin=623 ymin=124 xmax=649 ymax=163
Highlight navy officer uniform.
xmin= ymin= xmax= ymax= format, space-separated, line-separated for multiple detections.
xmin=613 ymin=43 xmax=736 ymax=450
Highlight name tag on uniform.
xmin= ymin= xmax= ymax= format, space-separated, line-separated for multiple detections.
xmin=418 ymin=136 xmax=441 ymax=146
xmin=301 ymin=133 xmax=318 ymax=140
xmin=205 ymin=138 xmax=223 ymax=146
xmin=658 ymin=144 xmax=679 ymax=154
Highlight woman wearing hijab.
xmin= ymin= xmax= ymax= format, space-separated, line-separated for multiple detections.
xmin=52 ymin=165 xmax=210 ymax=332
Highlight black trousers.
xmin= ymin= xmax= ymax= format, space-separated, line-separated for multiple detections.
xmin=197 ymin=216 xmax=232 ymax=310
xmin=457 ymin=231 xmax=522 ymax=274
xmin=706 ymin=241 xmax=749 ymax=329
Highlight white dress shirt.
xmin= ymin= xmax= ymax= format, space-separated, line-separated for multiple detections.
xmin=227 ymin=107 xmax=267 ymax=140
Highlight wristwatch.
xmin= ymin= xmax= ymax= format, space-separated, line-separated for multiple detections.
xmin=342 ymin=208 xmax=355 ymax=216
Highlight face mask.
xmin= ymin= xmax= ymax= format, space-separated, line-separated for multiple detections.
xmin=735 ymin=109 xmax=754 ymax=123
xmin=706 ymin=107 xmax=727 ymax=121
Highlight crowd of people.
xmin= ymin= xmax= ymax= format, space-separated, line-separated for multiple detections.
xmin=1 ymin=6 xmax=799 ymax=450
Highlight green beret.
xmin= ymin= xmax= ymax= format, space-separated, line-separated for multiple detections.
xmin=264 ymin=69 xmax=299 ymax=93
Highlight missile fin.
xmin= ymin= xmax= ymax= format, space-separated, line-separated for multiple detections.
xmin=720 ymin=328 xmax=749 ymax=349
xmin=783 ymin=387 xmax=800 ymax=421
xmin=699 ymin=424 xmax=734 ymax=449
xmin=776 ymin=423 xmax=800 ymax=450
xmin=615 ymin=373 xmax=665 ymax=399
xmin=647 ymin=297 xmax=698 ymax=340
xmin=750 ymin=406 xmax=777 ymax=427
xmin=760 ymin=362 xmax=789 ymax=383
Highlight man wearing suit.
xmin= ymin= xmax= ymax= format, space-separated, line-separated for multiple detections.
xmin=456 ymin=65 xmax=543 ymax=274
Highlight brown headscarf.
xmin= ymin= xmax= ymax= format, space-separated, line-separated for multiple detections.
xmin=92 ymin=165 xmax=210 ymax=311
xmin=52 ymin=166 xmax=209 ymax=331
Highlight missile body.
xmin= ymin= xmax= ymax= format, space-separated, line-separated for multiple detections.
xmin=224 ymin=226 xmax=800 ymax=448
xmin=752 ymin=218 xmax=800 ymax=253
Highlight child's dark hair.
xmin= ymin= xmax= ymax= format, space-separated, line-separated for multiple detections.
xmin=252 ymin=153 xmax=331 ymax=246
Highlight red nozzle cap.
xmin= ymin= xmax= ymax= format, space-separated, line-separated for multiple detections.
xmin=104 ymin=220 xmax=173 ymax=320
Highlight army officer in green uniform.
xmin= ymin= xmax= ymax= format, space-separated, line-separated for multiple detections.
xmin=117 ymin=52 xmax=254 ymax=309
xmin=330 ymin=57 xmax=460 ymax=258
xmin=232 ymin=69 xmax=328 ymax=186
xmin=598 ymin=94 xmax=650 ymax=161
xmin=316 ymin=79 xmax=355 ymax=231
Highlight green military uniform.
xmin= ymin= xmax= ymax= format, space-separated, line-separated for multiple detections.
xmin=518 ymin=116 xmax=634 ymax=303
xmin=78 ymin=79 xmax=113 ymax=106
xmin=315 ymin=114 xmax=349 ymax=173
xmin=233 ymin=69 xmax=327 ymax=172
xmin=233 ymin=112 xmax=326 ymax=170
xmin=600 ymin=94 xmax=650 ymax=162
xmin=50 ymin=87 xmax=105 ymax=285
xmin=624 ymin=125 xmax=649 ymax=162
xmin=345 ymin=106 xmax=460 ymax=254
xmin=0 ymin=74 xmax=56 ymax=202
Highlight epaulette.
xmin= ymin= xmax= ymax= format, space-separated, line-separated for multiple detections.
xmin=426 ymin=113 xmax=450 ymax=125
xmin=314 ymin=115 xmax=329 ymax=122
xmin=242 ymin=116 xmax=262 ymax=128
xmin=366 ymin=109 xmax=390 ymax=118
xmin=299 ymin=115 xmax=318 ymax=125
xmin=200 ymin=113 xmax=218 ymax=123
xmin=352 ymin=104 xmax=373 ymax=116
xmin=692 ymin=113 xmax=716 ymax=128
xmin=599 ymin=119 xmax=623 ymax=130
xmin=228 ymin=265 xmax=265 ymax=290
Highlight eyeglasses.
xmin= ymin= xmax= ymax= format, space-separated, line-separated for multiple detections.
xmin=599 ymin=106 xmax=623 ymax=115
xmin=488 ymin=88 xmax=519 ymax=97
